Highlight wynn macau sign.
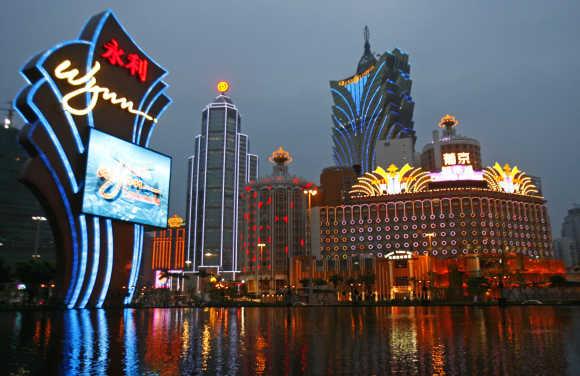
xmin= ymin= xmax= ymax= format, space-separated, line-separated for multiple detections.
xmin=14 ymin=10 xmax=172 ymax=308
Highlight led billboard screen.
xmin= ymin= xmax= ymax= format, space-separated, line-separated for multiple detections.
xmin=82 ymin=129 xmax=171 ymax=227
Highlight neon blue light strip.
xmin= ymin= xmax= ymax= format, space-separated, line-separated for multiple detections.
xmin=95 ymin=219 xmax=113 ymax=308
xmin=135 ymin=87 xmax=167 ymax=143
xmin=21 ymin=123 xmax=80 ymax=306
xmin=68 ymin=214 xmax=88 ymax=308
xmin=361 ymin=62 xmax=385 ymax=115
xmin=331 ymin=89 xmax=357 ymax=126
xmin=35 ymin=41 xmax=90 ymax=154
xmin=78 ymin=217 xmax=100 ymax=308
xmin=26 ymin=82 xmax=80 ymax=193
xmin=124 ymin=225 xmax=142 ymax=305
xmin=333 ymin=105 xmax=355 ymax=133
xmin=362 ymin=94 xmax=383 ymax=171
xmin=144 ymin=96 xmax=172 ymax=147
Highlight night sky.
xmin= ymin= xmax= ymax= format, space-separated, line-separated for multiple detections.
xmin=1 ymin=1 xmax=579 ymax=235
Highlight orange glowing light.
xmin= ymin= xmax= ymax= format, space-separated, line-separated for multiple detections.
xmin=217 ymin=81 xmax=229 ymax=93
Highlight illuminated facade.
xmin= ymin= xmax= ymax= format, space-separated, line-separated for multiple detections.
xmin=142 ymin=214 xmax=186 ymax=290
xmin=309 ymin=116 xmax=561 ymax=299
xmin=239 ymin=147 xmax=315 ymax=292
xmin=186 ymin=84 xmax=258 ymax=280
xmin=330 ymin=26 xmax=415 ymax=173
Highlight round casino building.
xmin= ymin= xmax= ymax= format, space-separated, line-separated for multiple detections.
xmin=308 ymin=116 xmax=563 ymax=301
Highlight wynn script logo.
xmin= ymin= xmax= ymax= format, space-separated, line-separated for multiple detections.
xmin=96 ymin=159 xmax=161 ymax=205
xmin=54 ymin=59 xmax=157 ymax=122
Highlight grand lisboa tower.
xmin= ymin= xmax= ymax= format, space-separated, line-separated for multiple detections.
xmin=330 ymin=26 xmax=415 ymax=174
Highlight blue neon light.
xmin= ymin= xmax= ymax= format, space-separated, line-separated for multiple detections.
xmin=68 ymin=214 xmax=88 ymax=308
xmin=25 ymin=82 xmax=80 ymax=193
xmin=78 ymin=217 xmax=100 ymax=308
xmin=22 ymin=123 xmax=80 ymax=306
xmin=124 ymin=225 xmax=142 ymax=305
xmin=331 ymin=89 xmax=356 ymax=127
xmin=95 ymin=219 xmax=113 ymax=308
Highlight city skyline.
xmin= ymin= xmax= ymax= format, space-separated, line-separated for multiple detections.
xmin=1 ymin=1 xmax=579 ymax=235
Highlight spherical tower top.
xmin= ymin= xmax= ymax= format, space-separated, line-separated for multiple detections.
xmin=268 ymin=146 xmax=293 ymax=166
xmin=217 ymin=81 xmax=229 ymax=94
xmin=438 ymin=114 xmax=459 ymax=130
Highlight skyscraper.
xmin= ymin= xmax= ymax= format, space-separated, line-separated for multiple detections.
xmin=186 ymin=83 xmax=258 ymax=280
xmin=330 ymin=26 xmax=415 ymax=174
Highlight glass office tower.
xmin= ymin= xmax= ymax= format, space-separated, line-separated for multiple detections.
xmin=186 ymin=89 xmax=258 ymax=280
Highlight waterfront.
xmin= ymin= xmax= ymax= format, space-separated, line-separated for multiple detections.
xmin=1 ymin=306 xmax=578 ymax=375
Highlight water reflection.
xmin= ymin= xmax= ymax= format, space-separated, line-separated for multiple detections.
xmin=0 ymin=306 xmax=578 ymax=375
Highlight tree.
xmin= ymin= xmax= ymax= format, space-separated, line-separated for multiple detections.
xmin=313 ymin=278 xmax=326 ymax=286
xmin=0 ymin=258 xmax=12 ymax=284
xmin=467 ymin=276 xmax=489 ymax=303
xmin=328 ymin=274 xmax=343 ymax=289
xmin=299 ymin=278 xmax=311 ymax=288
xmin=549 ymin=275 xmax=567 ymax=286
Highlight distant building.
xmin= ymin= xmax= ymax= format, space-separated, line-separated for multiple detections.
xmin=186 ymin=83 xmax=258 ymax=280
xmin=0 ymin=125 xmax=54 ymax=264
xmin=142 ymin=214 xmax=187 ymax=290
xmin=330 ymin=26 xmax=415 ymax=174
xmin=303 ymin=116 xmax=562 ymax=300
xmin=239 ymin=147 xmax=316 ymax=293
xmin=421 ymin=115 xmax=482 ymax=172
xmin=375 ymin=137 xmax=418 ymax=168
xmin=554 ymin=237 xmax=577 ymax=268
xmin=317 ymin=166 xmax=357 ymax=207
xmin=560 ymin=205 xmax=580 ymax=267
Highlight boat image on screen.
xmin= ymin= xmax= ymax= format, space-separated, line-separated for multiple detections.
xmin=82 ymin=129 xmax=171 ymax=228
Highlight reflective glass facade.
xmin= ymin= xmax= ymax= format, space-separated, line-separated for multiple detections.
xmin=186 ymin=95 xmax=258 ymax=279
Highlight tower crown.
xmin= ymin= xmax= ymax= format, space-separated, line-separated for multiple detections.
xmin=268 ymin=146 xmax=293 ymax=166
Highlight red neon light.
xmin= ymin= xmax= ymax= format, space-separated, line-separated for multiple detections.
xmin=101 ymin=38 xmax=148 ymax=82
xmin=300 ymin=239 xmax=305 ymax=247
xmin=285 ymin=245 xmax=288 ymax=254
xmin=266 ymin=197 xmax=272 ymax=205
xmin=283 ymin=215 xmax=288 ymax=223
xmin=245 ymin=186 xmax=252 ymax=192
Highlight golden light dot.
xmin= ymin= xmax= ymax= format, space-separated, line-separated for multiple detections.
xmin=217 ymin=81 xmax=229 ymax=93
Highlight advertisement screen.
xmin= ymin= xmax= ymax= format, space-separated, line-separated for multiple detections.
xmin=82 ymin=129 xmax=171 ymax=227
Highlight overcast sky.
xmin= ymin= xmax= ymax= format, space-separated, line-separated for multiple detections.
xmin=1 ymin=1 xmax=579 ymax=234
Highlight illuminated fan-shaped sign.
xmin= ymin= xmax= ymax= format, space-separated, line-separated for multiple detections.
xmin=483 ymin=163 xmax=540 ymax=196
xmin=13 ymin=10 xmax=172 ymax=309
xmin=350 ymin=164 xmax=430 ymax=197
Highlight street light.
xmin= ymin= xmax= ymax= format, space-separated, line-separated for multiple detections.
xmin=32 ymin=216 xmax=47 ymax=259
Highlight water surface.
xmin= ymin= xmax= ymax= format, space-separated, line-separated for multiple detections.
xmin=1 ymin=306 xmax=579 ymax=375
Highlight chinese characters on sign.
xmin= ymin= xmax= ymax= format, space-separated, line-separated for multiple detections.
xmin=102 ymin=38 xmax=148 ymax=82
xmin=443 ymin=152 xmax=470 ymax=166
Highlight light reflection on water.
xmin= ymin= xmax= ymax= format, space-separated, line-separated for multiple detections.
xmin=0 ymin=306 xmax=579 ymax=375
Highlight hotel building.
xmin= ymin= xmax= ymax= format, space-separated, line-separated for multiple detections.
xmin=186 ymin=83 xmax=258 ymax=280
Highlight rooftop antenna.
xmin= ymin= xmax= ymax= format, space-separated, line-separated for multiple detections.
xmin=363 ymin=26 xmax=371 ymax=52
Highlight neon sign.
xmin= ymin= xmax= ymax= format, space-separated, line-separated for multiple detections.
xmin=54 ymin=60 xmax=157 ymax=122
xmin=13 ymin=10 xmax=172 ymax=309
xmin=102 ymin=38 xmax=149 ymax=82
xmin=338 ymin=66 xmax=374 ymax=86
xmin=443 ymin=152 xmax=470 ymax=166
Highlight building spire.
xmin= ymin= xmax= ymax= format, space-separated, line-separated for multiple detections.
xmin=364 ymin=25 xmax=371 ymax=53
xmin=357 ymin=26 xmax=377 ymax=74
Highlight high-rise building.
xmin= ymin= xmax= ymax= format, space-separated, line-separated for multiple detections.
xmin=186 ymin=83 xmax=258 ymax=280
xmin=0 ymin=124 xmax=54 ymax=264
xmin=330 ymin=26 xmax=415 ymax=174
xmin=559 ymin=205 xmax=580 ymax=268
xmin=239 ymin=147 xmax=315 ymax=293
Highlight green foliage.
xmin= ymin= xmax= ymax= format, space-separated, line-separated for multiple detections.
xmin=313 ymin=278 xmax=326 ymax=286
xmin=299 ymin=278 xmax=311 ymax=287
